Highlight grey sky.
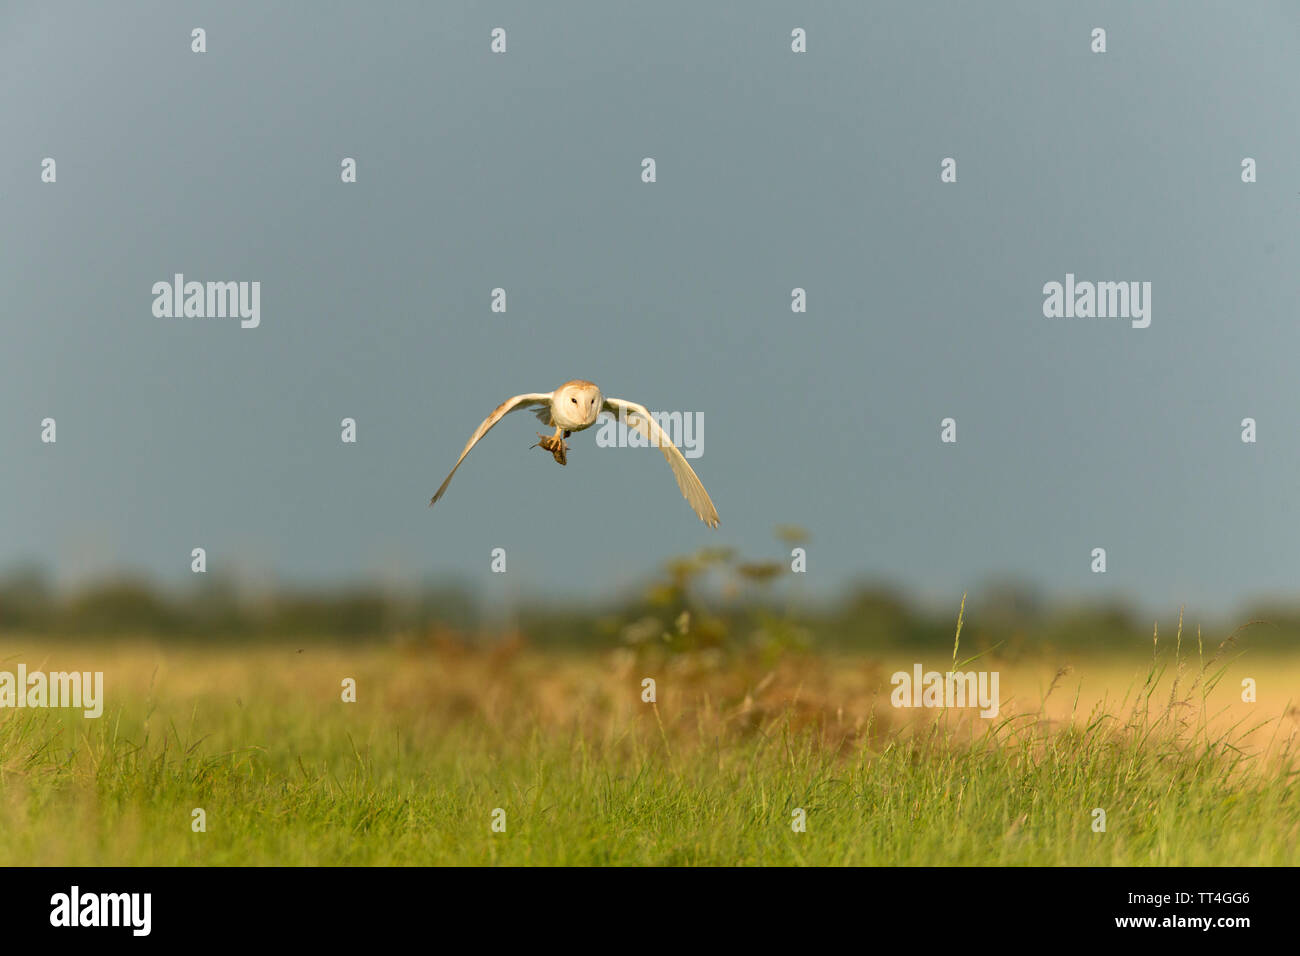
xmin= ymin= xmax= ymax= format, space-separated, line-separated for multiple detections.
xmin=3 ymin=2 xmax=1298 ymax=617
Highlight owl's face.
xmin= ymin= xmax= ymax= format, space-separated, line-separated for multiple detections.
xmin=555 ymin=381 xmax=603 ymax=426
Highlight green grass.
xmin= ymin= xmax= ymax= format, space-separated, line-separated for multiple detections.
xmin=0 ymin=638 xmax=1296 ymax=865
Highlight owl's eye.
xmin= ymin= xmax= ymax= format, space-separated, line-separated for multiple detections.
xmin=571 ymin=397 xmax=577 ymax=403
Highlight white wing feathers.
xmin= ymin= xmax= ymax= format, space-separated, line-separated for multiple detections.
xmin=603 ymin=398 xmax=720 ymax=528
xmin=429 ymin=392 xmax=553 ymax=506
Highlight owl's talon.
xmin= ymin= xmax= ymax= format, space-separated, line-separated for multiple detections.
xmin=534 ymin=433 xmax=568 ymax=466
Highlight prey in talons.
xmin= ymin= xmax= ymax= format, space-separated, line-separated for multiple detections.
xmin=532 ymin=428 xmax=570 ymax=466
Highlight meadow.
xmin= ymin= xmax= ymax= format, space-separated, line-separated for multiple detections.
xmin=1 ymin=623 xmax=1296 ymax=866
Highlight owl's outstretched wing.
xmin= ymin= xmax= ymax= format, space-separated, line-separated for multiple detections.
xmin=602 ymin=397 xmax=719 ymax=528
xmin=430 ymin=392 xmax=553 ymax=505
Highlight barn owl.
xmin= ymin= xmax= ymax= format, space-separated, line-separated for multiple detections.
xmin=430 ymin=380 xmax=719 ymax=527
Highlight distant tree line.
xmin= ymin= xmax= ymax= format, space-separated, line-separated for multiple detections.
xmin=1 ymin=557 xmax=1286 ymax=655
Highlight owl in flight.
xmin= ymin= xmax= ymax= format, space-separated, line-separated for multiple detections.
xmin=430 ymin=380 xmax=719 ymax=527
